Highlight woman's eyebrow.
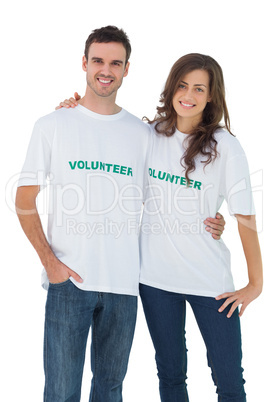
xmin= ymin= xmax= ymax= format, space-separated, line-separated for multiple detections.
xmin=181 ymin=80 xmax=207 ymax=87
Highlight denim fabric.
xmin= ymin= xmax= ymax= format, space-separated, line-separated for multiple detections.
xmin=139 ymin=284 xmax=246 ymax=402
xmin=44 ymin=279 xmax=137 ymax=402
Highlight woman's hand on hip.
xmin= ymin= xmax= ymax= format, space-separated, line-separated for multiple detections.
xmin=216 ymin=282 xmax=262 ymax=318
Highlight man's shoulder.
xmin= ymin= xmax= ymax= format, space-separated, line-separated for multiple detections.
xmin=33 ymin=108 xmax=82 ymax=139
xmin=122 ymin=109 xmax=150 ymax=133
xmin=35 ymin=108 xmax=72 ymax=126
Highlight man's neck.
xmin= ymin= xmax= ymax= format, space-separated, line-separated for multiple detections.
xmin=80 ymin=90 xmax=121 ymax=115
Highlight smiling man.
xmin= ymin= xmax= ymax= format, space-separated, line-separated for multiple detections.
xmin=15 ymin=26 xmax=150 ymax=402
xmin=81 ymin=40 xmax=129 ymax=113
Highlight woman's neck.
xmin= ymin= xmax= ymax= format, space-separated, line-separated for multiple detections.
xmin=176 ymin=116 xmax=200 ymax=134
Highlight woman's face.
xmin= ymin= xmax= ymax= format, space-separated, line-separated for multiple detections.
xmin=172 ymin=69 xmax=211 ymax=131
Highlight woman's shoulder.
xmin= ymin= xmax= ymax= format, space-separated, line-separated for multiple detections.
xmin=214 ymin=128 xmax=245 ymax=157
xmin=146 ymin=122 xmax=166 ymax=140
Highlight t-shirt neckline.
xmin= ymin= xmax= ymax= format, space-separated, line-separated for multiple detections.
xmin=175 ymin=128 xmax=190 ymax=138
xmin=76 ymin=104 xmax=126 ymax=121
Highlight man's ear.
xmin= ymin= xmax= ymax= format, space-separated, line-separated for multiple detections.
xmin=123 ymin=61 xmax=130 ymax=78
xmin=82 ymin=56 xmax=88 ymax=72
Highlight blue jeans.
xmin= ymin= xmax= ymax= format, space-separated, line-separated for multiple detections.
xmin=44 ymin=279 xmax=137 ymax=402
xmin=139 ymin=284 xmax=246 ymax=402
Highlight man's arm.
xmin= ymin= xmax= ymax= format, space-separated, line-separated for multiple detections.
xmin=16 ymin=185 xmax=83 ymax=284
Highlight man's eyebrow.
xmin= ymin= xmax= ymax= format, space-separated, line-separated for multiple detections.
xmin=91 ymin=57 xmax=124 ymax=64
xmin=112 ymin=60 xmax=124 ymax=64
xmin=181 ymin=80 xmax=207 ymax=88
xmin=91 ymin=57 xmax=103 ymax=61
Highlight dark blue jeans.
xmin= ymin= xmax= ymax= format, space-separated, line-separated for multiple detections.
xmin=139 ymin=284 xmax=246 ymax=402
xmin=44 ymin=279 xmax=137 ymax=402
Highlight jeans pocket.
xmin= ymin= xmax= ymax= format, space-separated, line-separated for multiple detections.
xmin=49 ymin=278 xmax=71 ymax=288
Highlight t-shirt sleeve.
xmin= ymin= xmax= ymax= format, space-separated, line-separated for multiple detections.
xmin=142 ymin=124 xmax=153 ymax=202
xmin=221 ymin=152 xmax=255 ymax=216
xmin=18 ymin=120 xmax=52 ymax=188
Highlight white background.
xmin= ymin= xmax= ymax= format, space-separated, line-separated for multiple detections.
xmin=1 ymin=0 xmax=267 ymax=400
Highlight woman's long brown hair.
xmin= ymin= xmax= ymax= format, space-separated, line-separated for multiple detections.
xmin=145 ymin=53 xmax=233 ymax=182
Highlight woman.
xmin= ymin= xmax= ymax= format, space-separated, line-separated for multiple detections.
xmin=57 ymin=53 xmax=262 ymax=401
xmin=138 ymin=53 xmax=262 ymax=402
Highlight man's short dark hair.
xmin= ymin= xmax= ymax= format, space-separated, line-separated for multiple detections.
xmin=84 ymin=25 xmax=131 ymax=65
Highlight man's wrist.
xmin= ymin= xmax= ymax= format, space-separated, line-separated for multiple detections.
xmin=40 ymin=247 xmax=58 ymax=269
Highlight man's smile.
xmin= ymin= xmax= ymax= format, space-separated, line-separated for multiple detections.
xmin=97 ymin=78 xmax=114 ymax=86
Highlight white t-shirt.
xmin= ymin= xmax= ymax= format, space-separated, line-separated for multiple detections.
xmin=18 ymin=105 xmax=151 ymax=296
xmin=139 ymin=127 xmax=255 ymax=297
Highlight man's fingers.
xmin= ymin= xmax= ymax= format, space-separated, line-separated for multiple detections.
xmin=206 ymin=226 xmax=222 ymax=235
xmin=212 ymin=233 xmax=221 ymax=240
xmin=204 ymin=214 xmax=225 ymax=239
xmin=205 ymin=219 xmax=224 ymax=230
xmin=68 ymin=268 xmax=83 ymax=283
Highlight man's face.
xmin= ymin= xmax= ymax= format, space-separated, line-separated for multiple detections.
xmin=82 ymin=42 xmax=129 ymax=99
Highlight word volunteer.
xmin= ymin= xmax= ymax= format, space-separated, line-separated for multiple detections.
xmin=69 ymin=160 xmax=133 ymax=176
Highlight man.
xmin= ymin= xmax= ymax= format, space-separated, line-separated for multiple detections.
xmin=16 ymin=26 xmax=224 ymax=401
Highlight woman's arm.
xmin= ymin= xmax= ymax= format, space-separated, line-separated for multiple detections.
xmin=216 ymin=214 xmax=263 ymax=317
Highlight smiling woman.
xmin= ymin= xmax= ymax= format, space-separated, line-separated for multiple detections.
xmin=139 ymin=52 xmax=262 ymax=402
xmin=172 ymin=69 xmax=211 ymax=132
xmin=147 ymin=53 xmax=231 ymax=182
